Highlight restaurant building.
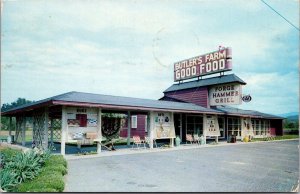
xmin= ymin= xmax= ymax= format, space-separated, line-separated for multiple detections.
xmin=1 ymin=47 xmax=283 ymax=155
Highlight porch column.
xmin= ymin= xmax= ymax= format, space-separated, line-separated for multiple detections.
xmin=127 ymin=111 xmax=131 ymax=146
xmin=180 ymin=114 xmax=183 ymax=142
xmin=15 ymin=116 xmax=18 ymax=142
xmin=147 ymin=112 xmax=150 ymax=136
xmin=97 ymin=108 xmax=102 ymax=153
xmin=9 ymin=117 xmax=12 ymax=136
xmin=21 ymin=116 xmax=26 ymax=146
xmin=61 ymin=106 xmax=67 ymax=155
xmin=149 ymin=111 xmax=154 ymax=149
xmin=170 ymin=112 xmax=174 ymax=147
xmin=43 ymin=107 xmax=49 ymax=150
xmin=50 ymin=118 xmax=54 ymax=146
xmin=203 ymin=114 xmax=207 ymax=145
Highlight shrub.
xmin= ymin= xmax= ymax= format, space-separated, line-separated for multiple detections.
xmin=6 ymin=151 xmax=42 ymax=183
xmin=0 ymin=169 xmax=19 ymax=192
xmin=32 ymin=147 xmax=52 ymax=165
xmin=0 ymin=148 xmax=21 ymax=167
xmin=1 ymin=147 xmax=68 ymax=192
xmin=15 ymin=154 xmax=67 ymax=192
xmin=45 ymin=155 xmax=67 ymax=168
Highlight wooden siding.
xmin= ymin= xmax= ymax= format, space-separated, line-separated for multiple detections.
xmin=163 ymin=87 xmax=209 ymax=108
xmin=119 ymin=115 xmax=146 ymax=138
xmin=270 ymin=119 xmax=283 ymax=136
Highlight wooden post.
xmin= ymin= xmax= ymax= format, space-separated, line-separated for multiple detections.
xmin=9 ymin=117 xmax=12 ymax=136
xmin=180 ymin=113 xmax=183 ymax=142
xmin=147 ymin=112 xmax=150 ymax=136
xmin=21 ymin=116 xmax=26 ymax=146
xmin=127 ymin=111 xmax=131 ymax=146
xmin=15 ymin=117 xmax=18 ymax=142
xmin=43 ymin=107 xmax=49 ymax=150
xmin=170 ymin=112 xmax=174 ymax=148
xmin=203 ymin=114 xmax=207 ymax=145
xmin=97 ymin=108 xmax=102 ymax=154
xmin=61 ymin=106 xmax=67 ymax=155
xmin=50 ymin=118 xmax=54 ymax=146
xmin=149 ymin=111 xmax=154 ymax=149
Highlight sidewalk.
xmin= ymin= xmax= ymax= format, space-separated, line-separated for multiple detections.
xmin=64 ymin=138 xmax=299 ymax=160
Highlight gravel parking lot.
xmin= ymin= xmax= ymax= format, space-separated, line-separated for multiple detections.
xmin=65 ymin=140 xmax=299 ymax=192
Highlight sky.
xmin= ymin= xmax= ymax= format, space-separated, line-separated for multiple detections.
xmin=1 ymin=0 xmax=299 ymax=115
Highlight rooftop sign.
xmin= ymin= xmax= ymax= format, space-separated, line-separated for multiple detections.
xmin=208 ymin=83 xmax=242 ymax=106
xmin=174 ymin=47 xmax=232 ymax=81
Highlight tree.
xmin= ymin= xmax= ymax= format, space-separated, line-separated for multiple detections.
xmin=1 ymin=98 xmax=34 ymax=130
xmin=1 ymin=98 xmax=34 ymax=112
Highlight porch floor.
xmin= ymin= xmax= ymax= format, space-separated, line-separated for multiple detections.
xmin=12 ymin=138 xmax=228 ymax=155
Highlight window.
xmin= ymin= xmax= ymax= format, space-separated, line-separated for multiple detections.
xmin=131 ymin=115 xmax=137 ymax=128
xmin=261 ymin=120 xmax=266 ymax=135
xmin=251 ymin=119 xmax=260 ymax=135
xmin=76 ymin=114 xmax=87 ymax=127
xmin=186 ymin=115 xmax=203 ymax=135
xmin=251 ymin=119 xmax=270 ymax=136
xmin=266 ymin=120 xmax=271 ymax=135
xmin=218 ymin=117 xmax=225 ymax=137
xmin=261 ymin=120 xmax=271 ymax=135
xmin=227 ymin=117 xmax=241 ymax=136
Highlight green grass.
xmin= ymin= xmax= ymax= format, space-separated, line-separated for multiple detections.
xmin=0 ymin=129 xmax=33 ymax=142
xmin=15 ymin=155 xmax=67 ymax=192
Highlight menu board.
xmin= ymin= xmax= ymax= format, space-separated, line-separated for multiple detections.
xmin=205 ymin=115 xmax=220 ymax=136
xmin=153 ymin=112 xmax=176 ymax=139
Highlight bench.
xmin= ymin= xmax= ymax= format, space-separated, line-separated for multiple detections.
xmin=0 ymin=137 xmax=7 ymax=143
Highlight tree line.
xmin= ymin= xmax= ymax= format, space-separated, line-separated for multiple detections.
xmin=1 ymin=98 xmax=34 ymax=130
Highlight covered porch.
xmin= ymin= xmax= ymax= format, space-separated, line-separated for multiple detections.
xmin=1 ymin=91 xmax=223 ymax=155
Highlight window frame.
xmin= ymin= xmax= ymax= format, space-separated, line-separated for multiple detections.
xmin=131 ymin=115 xmax=137 ymax=128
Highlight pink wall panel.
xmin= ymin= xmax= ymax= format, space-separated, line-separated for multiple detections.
xmin=164 ymin=87 xmax=209 ymax=108
xmin=270 ymin=128 xmax=276 ymax=136
xmin=119 ymin=114 xmax=146 ymax=138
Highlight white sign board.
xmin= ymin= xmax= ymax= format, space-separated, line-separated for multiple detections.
xmin=87 ymin=113 xmax=98 ymax=127
xmin=153 ymin=112 xmax=176 ymax=139
xmin=241 ymin=118 xmax=254 ymax=138
xmin=209 ymin=83 xmax=242 ymax=106
xmin=205 ymin=115 xmax=220 ymax=136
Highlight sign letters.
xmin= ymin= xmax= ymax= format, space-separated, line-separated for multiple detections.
xmin=174 ymin=47 xmax=232 ymax=81
xmin=209 ymin=83 xmax=242 ymax=105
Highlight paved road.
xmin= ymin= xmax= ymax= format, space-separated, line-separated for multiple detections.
xmin=65 ymin=140 xmax=299 ymax=192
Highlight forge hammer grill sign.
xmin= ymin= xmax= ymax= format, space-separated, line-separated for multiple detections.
xmin=209 ymin=83 xmax=242 ymax=105
xmin=174 ymin=47 xmax=232 ymax=81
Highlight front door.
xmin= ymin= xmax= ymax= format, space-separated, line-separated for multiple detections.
xmin=218 ymin=117 xmax=225 ymax=138
xmin=174 ymin=114 xmax=181 ymax=139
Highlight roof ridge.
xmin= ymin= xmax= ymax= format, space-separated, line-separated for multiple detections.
xmin=164 ymin=73 xmax=246 ymax=93
xmin=61 ymin=91 xmax=188 ymax=103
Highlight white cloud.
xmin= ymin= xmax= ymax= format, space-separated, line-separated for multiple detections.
xmin=1 ymin=0 xmax=299 ymax=115
xmin=237 ymin=71 xmax=299 ymax=114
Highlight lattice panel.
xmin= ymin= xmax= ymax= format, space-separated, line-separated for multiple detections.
xmin=48 ymin=118 xmax=61 ymax=141
xmin=33 ymin=111 xmax=47 ymax=149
